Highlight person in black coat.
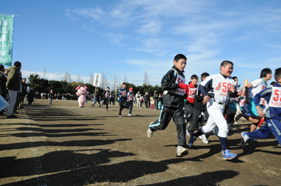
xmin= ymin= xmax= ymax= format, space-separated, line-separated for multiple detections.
xmin=0 ymin=65 xmax=7 ymax=115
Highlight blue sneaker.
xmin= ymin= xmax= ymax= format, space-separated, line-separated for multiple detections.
xmin=222 ymin=149 xmax=237 ymax=160
xmin=188 ymin=133 xmax=196 ymax=147
xmin=241 ymin=132 xmax=249 ymax=147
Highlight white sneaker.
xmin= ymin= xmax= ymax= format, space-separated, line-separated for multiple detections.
xmin=119 ymin=115 xmax=121 ymax=117
xmin=147 ymin=128 xmax=153 ymax=138
xmin=128 ymin=114 xmax=131 ymax=116
xmin=176 ymin=146 xmax=188 ymax=157
xmin=186 ymin=130 xmax=190 ymax=136
xmin=199 ymin=134 xmax=209 ymax=144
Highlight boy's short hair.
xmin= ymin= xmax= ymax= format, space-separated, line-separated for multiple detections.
xmin=14 ymin=61 xmax=21 ymax=67
xmin=122 ymin=82 xmax=127 ymax=85
xmin=0 ymin=64 xmax=4 ymax=70
xmin=107 ymin=87 xmax=110 ymax=89
xmin=274 ymin=68 xmax=281 ymax=81
xmin=260 ymin=68 xmax=272 ymax=78
xmin=174 ymin=54 xmax=187 ymax=62
xmin=201 ymin=72 xmax=209 ymax=80
xmin=271 ymin=81 xmax=276 ymax=86
xmin=190 ymin=74 xmax=198 ymax=80
xmin=232 ymin=76 xmax=238 ymax=80
xmin=220 ymin=60 xmax=233 ymax=67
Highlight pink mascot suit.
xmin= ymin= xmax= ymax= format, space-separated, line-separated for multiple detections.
xmin=76 ymin=85 xmax=89 ymax=108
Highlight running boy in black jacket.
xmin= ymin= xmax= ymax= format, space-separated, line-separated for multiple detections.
xmin=147 ymin=54 xmax=189 ymax=157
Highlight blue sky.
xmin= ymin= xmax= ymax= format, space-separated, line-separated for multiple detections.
xmin=1 ymin=0 xmax=281 ymax=88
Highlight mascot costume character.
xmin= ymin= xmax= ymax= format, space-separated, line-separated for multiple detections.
xmin=76 ymin=85 xmax=89 ymax=108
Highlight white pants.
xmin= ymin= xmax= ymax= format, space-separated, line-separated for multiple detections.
xmin=202 ymin=100 xmax=229 ymax=138
xmin=7 ymin=90 xmax=18 ymax=116
xmin=136 ymin=99 xmax=140 ymax=108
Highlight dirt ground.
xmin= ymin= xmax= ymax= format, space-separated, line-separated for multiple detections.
xmin=0 ymin=99 xmax=281 ymax=186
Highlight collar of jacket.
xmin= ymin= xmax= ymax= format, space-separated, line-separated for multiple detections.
xmin=274 ymin=83 xmax=281 ymax=88
xmin=172 ymin=65 xmax=184 ymax=75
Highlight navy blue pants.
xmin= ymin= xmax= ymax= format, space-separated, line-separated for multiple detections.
xmin=149 ymin=106 xmax=186 ymax=146
xmin=247 ymin=118 xmax=281 ymax=145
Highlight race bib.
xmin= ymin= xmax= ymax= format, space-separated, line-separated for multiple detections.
xmin=214 ymin=81 xmax=232 ymax=96
xmin=268 ymin=87 xmax=281 ymax=108
xmin=168 ymin=74 xmax=186 ymax=96
xmin=188 ymin=88 xmax=196 ymax=98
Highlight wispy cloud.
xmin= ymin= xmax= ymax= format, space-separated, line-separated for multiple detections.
xmin=63 ymin=0 xmax=281 ymax=85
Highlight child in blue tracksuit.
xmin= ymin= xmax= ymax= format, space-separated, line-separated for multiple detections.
xmin=241 ymin=68 xmax=281 ymax=146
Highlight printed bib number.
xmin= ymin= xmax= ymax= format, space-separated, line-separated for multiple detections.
xmin=269 ymin=87 xmax=281 ymax=107
xmin=188 ymin=88 xmax=196 ymax=98
xmin=215 ymin=82 xmax=231 ymax=96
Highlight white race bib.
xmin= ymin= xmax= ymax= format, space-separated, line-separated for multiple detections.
xmin=188 ymin=88 xmax=196 ymax=98
xmin=268 ymin=87 xmax=281 ymax=108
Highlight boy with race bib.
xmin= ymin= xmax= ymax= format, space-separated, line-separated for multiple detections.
xmin=188 ymin=60 xmax=239 ymax=160
xmin=147 ymin=54 xmax=189 ymax=157
xmin=241 ymin=68 xmax=281 ymax=146
xmin=240 ymin=68 xmax=272 ymax=132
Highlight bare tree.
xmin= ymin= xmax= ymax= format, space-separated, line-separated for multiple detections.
xmin=63 ymin=71 xmax=72 ymax=83
xmin=143 ymin=71 xmax=150 ymax=85
xmin=113 ymin=75 xmax=117 ymax=93
xmin=43 ymin=67 xmax=46 ymax=79
xmin=101 ymin=72 xmax=109 ymax=90
xmin=88 ymin=73 xmax=94 ymax=84
xmin=77 ymin=74 xmax=83 ymax=83
xmin=124 ymin=74 xmax=128 ymax=82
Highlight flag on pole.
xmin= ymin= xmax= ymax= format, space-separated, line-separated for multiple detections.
xmin=0 ymin=15 xmax=14 ymax=66
xmin=93 ymin=73 xmax=101 ymax=87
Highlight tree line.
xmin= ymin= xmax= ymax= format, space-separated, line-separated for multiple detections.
xmin=27 ymin=74 xmax=164 ymax=99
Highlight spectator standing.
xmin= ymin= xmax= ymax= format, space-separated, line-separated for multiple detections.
xmin=153 ymin=91 xmax=159 ymax=110
xmin=48 ymin=89 xmax=54 ymax=105
xmin=6 ymin=61 xmax=22 ymax=118
xmin=0 ymin=65 xmax=7 ymax=115
xmin=135 ymin=91 xmax=141 ymax=108
xmin=158 ymin=93 xmax=163 ymax=110
xmin=13 ymin=73 xmax=22 ymax=113
xmin=27 ymin=87 xmax=34 ymax=105
xmin=145 ymin=91 xmax=150 ymax=108
xmin=19 ymin=78 xmax=27 ymax=109
xmin=140 ymin=94 xmax=144 ymax=108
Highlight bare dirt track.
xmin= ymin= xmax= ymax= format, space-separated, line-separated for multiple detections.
xmin=0 ymin=99 xmax=281 ymax=186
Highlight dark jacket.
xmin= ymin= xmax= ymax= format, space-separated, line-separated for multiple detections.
xmin=118 ymin=88 xmax=127 ymax=102
xmin=103 ymin=91 xmax=110 ymax=100
xmin=27 ymin=89 xmax=34 ymax=102
xmin=48 ymin=92 xmax=54 ymax=99
xmin=194 ymin=86 xmax=207 ymax=111
xmin=0 ymin=71 xmax=7 ymax=96
xmin=153 ymin=93 xmax=159 ymax=101
xmin=94 ymin=91 xmax=99 ymax=100
xmin=6 ymin=66 xmax=21 ymax=91
xmin=21 ymin=82 xmax=27 ymax=96
xmin=162 ymin=66 xmax=185 ymax=108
